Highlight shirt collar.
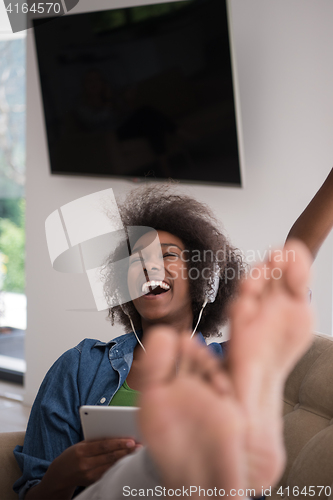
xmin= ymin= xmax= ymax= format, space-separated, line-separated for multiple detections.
xmin=93 ymin=329 xmax=206 ymax=349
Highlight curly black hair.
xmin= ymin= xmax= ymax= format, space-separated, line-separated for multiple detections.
xmin=103 ymin=184 xmax=246 ymax=338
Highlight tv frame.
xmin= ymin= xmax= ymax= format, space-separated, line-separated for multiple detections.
xmin=31 ymin=0 xmax=245 ymax=188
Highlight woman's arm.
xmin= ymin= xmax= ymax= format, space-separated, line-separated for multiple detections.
xmin=14 ymin=343 xmax=138 ymax=499
xmin=286 ymin=168 xmax=333 ymax=261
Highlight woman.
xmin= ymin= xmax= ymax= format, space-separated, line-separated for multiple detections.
xmin=14 ymin=185 xmax=246 ymax=500
xmin=14 ymin=169 xmax=333 ymax=499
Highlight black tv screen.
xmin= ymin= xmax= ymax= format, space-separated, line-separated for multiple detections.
xmin=33 ymin=0 xmax=242 ymax=185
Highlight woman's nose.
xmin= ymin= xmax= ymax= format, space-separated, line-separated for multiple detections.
xmin=143 ymin=257 xmax=163 ymax=272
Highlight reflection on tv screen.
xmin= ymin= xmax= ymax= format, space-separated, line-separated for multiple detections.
xmin=33 ymin=0 xmax=242 ymax=186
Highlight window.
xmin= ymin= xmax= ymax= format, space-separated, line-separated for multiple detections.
xmin=0 ymin=26 xmax=26 ymax=385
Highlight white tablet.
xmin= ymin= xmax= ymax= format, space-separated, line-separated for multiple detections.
xmin=79 ymin=405 xmax=142 ymax=442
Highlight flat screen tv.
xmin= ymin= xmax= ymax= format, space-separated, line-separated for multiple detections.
xmin=33 ymin=0 xmax=242 ymax=185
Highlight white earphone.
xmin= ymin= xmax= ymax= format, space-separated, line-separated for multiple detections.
xmin=191 ymin=263 xmax=220 ymax=338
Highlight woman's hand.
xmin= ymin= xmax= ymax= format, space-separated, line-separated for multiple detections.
xmin=50 ymin=438 xmax=138 ymax=487
xmin=25 ymin=438 xmax=139 ymax=500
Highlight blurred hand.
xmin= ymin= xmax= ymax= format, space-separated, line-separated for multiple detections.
xmin=46 ymin=438 xmax=139 ymax=488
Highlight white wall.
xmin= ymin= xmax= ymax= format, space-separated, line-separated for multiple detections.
xmin=25 ymin=0 xmax=333 ymax=405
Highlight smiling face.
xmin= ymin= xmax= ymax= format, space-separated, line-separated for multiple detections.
xmin=127 ymin=230 xmax=193 ymax=333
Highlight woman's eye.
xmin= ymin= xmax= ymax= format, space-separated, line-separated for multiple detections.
xmin=163 ymin=253 xmax=178 ymax=259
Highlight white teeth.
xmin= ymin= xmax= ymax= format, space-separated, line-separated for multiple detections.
xmin=141 ymin=281 xmax=170 ymax=293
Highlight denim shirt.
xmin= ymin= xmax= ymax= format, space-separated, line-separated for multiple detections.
xmin=13 ymin=331 xmax=224 ymax=499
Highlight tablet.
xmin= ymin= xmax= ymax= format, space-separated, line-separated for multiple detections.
xmin=79 ymin=405 xmax=142 ymax=442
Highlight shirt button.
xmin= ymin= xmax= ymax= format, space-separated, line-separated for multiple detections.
xmin=100 ymin=397 xmax=106 ymax=404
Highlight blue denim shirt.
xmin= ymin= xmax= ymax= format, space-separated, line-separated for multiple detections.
xmin=13 ymin=331 xmax=224 ymax=499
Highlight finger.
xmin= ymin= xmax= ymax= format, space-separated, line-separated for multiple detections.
xmin=85 ymin=448 xmax=134 ymax=470
xmin=79 ymin=455 xmax=131 ymax=486
xmin=82 ymin=438 xmax=136 ymax=457
xmin=139 ymin=326 xmax=179 ymax=391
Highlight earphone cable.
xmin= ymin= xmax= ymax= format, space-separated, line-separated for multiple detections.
xmin=191 ymin=298 xmax=208 ymax=339
xmin=128 ymin=316 xmax=146 ymax=353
